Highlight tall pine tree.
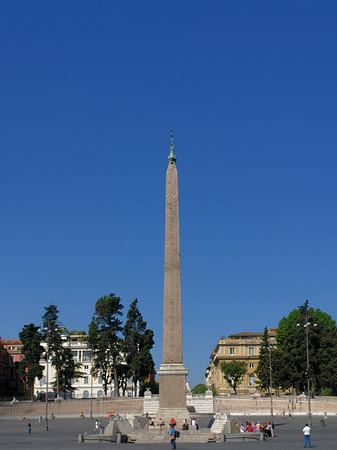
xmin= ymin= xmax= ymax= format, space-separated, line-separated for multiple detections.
xmin=88 ymin=293 xmax=123 ymax=396
xmin=18 ymin=324 xmax=44 ymax=399
xmin=123 ymin=299 xmax=155 ymax=394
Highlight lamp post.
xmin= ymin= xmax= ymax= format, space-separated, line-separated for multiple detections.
xmin=42 ymin=322 xmax=58 ymax=431
xmin=90 ymin=367 xmax=93 ymax=420
xmin=268 ymin=346 xmax=273 ymax=418
xmin=297 ymin=313 xmax=317 ymax=427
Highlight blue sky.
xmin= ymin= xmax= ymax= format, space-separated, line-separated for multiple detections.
xmin=1 ymin=1 xmax=337 ymax=388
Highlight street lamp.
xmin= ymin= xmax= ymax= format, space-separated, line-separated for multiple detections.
xmin=40 ymin=322 xmax=58 ymax=431
xmin=90 ymin=366 xmax=93 ymax=420
xmin=297 ymin=314 xmax=317 ymax=427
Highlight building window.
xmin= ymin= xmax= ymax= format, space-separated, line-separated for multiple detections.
xmin=249 ymin=363 xmax=254 ymax=368
xmin=83 ymin=352 xmax=91 ymax=362
xmin=229 ymin=347 xmax=235 ymax=355
xmin=249 ymin=347 xmax=254 ymax=355
xmin=249 ymin=375 xmax=255 ymax=386
xmin=98 ymin=375 xmax=103 ymax=384
xmin=71 ymin=351 xmax=78 ymax=361
xmin=84 ymin=365 xmax=89 ymax=370
xmin=83 ymin=376 xmax=89 ymax=384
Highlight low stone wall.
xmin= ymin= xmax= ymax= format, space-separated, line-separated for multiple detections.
xmin=2 ymin=394 xmax=337 ymax=418
xmin=214 ymin=395 xmax=337 ymax=416
xmin=0 ymin=397 xmax=144 ymax=418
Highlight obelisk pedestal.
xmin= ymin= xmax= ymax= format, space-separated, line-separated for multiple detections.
xmin=156 ymin=132 xmax=189 ymax=425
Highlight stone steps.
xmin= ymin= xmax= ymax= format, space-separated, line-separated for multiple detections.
xmin=128 ymin=429 xmax=217 ymax=443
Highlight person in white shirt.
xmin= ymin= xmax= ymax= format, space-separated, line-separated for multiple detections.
xmin=302 ymin=424 xmax=311 ymax=448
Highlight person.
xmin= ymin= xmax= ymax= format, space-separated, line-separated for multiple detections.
xmin=191 ymin=417 xmax=199 ymax=429
xmin=27 ymin=422 xmax=31 ymax=435
xmin=170 ymin=417 xmax=176 ymax=427
xmin=302 ymin=423 xmax=311 ymax=448
xmin=94 ymin=420 xmax=99 ymax=433
xmin=240 ymin=424 xmax=245 ymax=433
xmin=182 ymin=419 xmax=188 ymax=430
xmin=247 ymin=422 xmax=253 ymax=432
xmin=170 ymin=423 xmax=176 ymax=449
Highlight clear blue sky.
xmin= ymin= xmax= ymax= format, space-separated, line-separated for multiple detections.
xmin=1 ymin=1 xmax=337 ymax=388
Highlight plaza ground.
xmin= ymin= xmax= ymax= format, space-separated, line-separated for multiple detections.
xmin=0 ymin=415 xmax=335 ymax=449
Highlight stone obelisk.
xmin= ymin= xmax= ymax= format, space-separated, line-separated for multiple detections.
xmin=156 ymin=131 xmax=189 ymax=422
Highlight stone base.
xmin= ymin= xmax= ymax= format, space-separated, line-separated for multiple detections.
xmin=155 ymin=408 xmax=190 ymax=429
xmin=156 ymin=363 xmax=189 ymax=427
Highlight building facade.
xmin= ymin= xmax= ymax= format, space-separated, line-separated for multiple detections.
xmin=207 ymin=329 xmax=277 ymax=395
xmin=34 ymin=334 xmax=134 ymax=399
xmin=0 ymin=339 xmax=24 ymax=398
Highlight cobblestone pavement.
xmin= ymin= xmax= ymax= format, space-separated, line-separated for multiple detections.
xmin=0 ymin=415 xmax=335 ymax=449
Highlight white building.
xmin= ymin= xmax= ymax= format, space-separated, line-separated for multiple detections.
xmin=34 ymin=334 xmax=134 ymax=399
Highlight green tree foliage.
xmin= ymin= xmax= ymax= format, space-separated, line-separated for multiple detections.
xmin=42 ymin=305 xmax=64 ymax=397
xmin=139 ymin=381 xmax=159 ymax=396
xmin=192 ymin=384 xmax=207 ymax=394
xmin=220 ymin=360 xmax=247 ymax=394
xmin=256 ymin=327 xmax=273 ymax=393
xmin=18 ymin=324 xmax=44 ymax=399
xmin=123 ymin=299 xmax=155 ymax=393
xmin=88 ymin=293 xmax=123 ymax=396
xmin=276 ymin=300 xmax=337 ymax=394
xmin=42 ymin=305 xmax=80 ymax=397
xmin=54 ymin=345 xmax=84 ymax=395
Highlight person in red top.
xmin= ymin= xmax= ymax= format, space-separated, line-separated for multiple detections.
xmin=247 ymin=423 xmax=253 ymax=432
xmin=170 ymin=418 xmax=176 ymax=427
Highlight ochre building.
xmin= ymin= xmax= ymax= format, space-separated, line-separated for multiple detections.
xmin=207 ymin=329 xmax=277 ymax=395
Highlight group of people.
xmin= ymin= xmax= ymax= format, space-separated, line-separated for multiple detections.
xmin=240 ymin=420 xmax=274 ymax=437
xmin=145 ymin=416 xmax=198 ymax=431
xmin=144 ymin=416 xmax=165 ymax=429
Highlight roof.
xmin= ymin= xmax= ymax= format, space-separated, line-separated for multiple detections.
xmin=1 ymin=339 xmax=22 ymax=345
xmin=228 ymin=332 xmax=264 ymax=338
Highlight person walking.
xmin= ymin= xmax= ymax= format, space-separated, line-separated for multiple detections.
xmin=27 ymin=422 xmax=31 ymax=435
xmin=170 ymin=423 xmax=176 ymax=449
xmin=302 ymin=423 xmax=311 ymax=448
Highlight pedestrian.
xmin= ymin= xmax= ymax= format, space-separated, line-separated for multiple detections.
xmin=169 ymin=423 xmax=176 ymax=449
xmin=302 ymin=424 xmax=311 ymax=448
xmin=27 ymin=422 xmax=31 ymax=435
xmin=94 ymin=420 xmax=99 ymax=433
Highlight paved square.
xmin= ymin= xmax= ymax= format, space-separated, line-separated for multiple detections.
xmin=0 ymin=415 xmax=335 ymax=449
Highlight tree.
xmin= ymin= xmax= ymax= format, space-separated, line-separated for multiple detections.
xmin=276 ymin=300 xmax=337 ymax=394
xmin=54 ymin=344 xmax=84 ymax=396
xmin=220 ymin=360 xmax=247 ymax=394
xmin=18 ymin=324 xmax=44 ymax=399
xmin=192 ymin=384 xmax=207 ymax=394
xmin=256 ymin=327 xmax=273 ymax=393
xmin=88 ymin=293 xmax=124 ymax=396
xmin=139 ymin=381 xmax=159 ymax=396
xmin=123 ymin=299 xmax=155 ymax=394
xmin=42 ymin=305 xmax=64 ymax=397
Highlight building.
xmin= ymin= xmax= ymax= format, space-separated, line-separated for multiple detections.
xmin=34 ymin=334 xmax=134 ymax=399
xmin=0 ymin=338 xmax=24 ymax=398
xmin=207 ymin=329 xmax=277 ymax=395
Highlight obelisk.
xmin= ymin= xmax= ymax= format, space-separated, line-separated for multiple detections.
xmin=156 ymin=131 xmax=189 ymax=423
